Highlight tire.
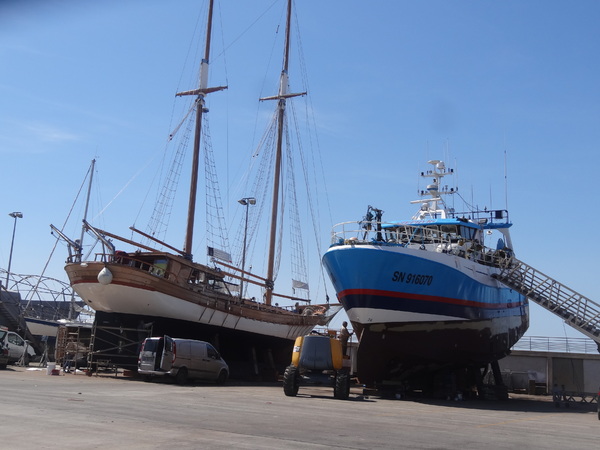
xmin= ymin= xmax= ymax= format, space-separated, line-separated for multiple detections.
xmin=283 ymin=365 xmax=300 ymax=396
xmin=143 ymin=375 xmax=153 ymax=383
xmin=216 ymin=370 xmax=228 ymax=385
xmin=334 ymin=371 xmax=350 ymax=400
xmin=175 ymin=367 xmax=188 ymax=385
xmin=0 ymin=363 xmax=6 ymax=370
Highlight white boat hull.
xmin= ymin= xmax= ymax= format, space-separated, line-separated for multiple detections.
xmin=74 ymin=280 xmax=314 ymax=340
xmin=25 ymin=318 xmax=60 ymax=337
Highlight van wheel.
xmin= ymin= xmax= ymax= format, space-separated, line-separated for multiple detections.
xmin=283 ymin=365 xmax=300 ymax=396
xmin=216 ymin=370 xmax=227 ymax=385
xmin=175 ymin=367 xmax=188 ymax=385
xmin=143 ymin=375 xmax=153 ymax=383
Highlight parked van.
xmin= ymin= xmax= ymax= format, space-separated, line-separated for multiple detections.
xmin=138 ymin=336 xmax=228 ymax=385
xmin=0 ymin=327 xmax=36 ymax=366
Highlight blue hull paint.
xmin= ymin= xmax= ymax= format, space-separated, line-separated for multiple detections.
xmin=322 ymin=244 xmax=529 ymax=385
xmin=324 ymin=245 xmax=527 ymax=321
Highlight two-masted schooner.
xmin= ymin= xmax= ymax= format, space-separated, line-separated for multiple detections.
xmin=55 ymin=0 xmax=338 ymax=377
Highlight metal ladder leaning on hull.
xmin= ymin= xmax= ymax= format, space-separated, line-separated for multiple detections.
xmin=492 ymin=258 xmax=600 ymax=349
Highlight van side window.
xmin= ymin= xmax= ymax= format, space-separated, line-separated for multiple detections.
xmin=207 ymin=344 xmax=219 ymax=359
xmin=8 ymin=334 xmax=23 ymax=345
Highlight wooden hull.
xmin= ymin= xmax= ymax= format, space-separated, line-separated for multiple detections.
xmin=65 ymin=261 xmax=330 ymax=340
xmin=64 ymin=256 xmax=338 ymax=377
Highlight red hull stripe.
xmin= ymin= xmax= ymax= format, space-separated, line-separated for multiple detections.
xmin=338 ymin=288 xmax=524 ymax=310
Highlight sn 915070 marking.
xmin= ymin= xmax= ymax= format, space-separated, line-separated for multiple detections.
xmin=392 ymin=271 xmax=433 ymax=286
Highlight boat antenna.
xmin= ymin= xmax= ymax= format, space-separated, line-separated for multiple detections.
xmin=504 ymin=147 xmax=509 ymax=211
xmin=176 ymin=0 xmax=227 ymax=259
xmin=259 ymin=0 xmax=306 ymax=306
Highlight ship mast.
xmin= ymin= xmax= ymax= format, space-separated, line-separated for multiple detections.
xmin=176 ymin=0 xmax=226 ymax=259
xmin=77 ymin=158 xmax=96 ymax=262
xmin=260 ymin=0 xmax=306 ymax=305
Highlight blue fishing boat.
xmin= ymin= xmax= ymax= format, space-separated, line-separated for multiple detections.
xmin=322 ymin=160 xmax=529 ymax=391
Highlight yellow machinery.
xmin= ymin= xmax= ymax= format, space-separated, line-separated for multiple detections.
xmin=283 ymin=333 xmax=350 ymax=399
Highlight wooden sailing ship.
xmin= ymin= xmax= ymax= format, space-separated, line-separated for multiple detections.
xmin=56 ymin=0 xmax=338 ymax=375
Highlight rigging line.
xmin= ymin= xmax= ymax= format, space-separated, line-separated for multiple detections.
xmin=93 ymin=155 xmax=158 ymax=222
xmin=289 ymin=101 xmax=320 ymax=297
xmin=24 ymin=162 xmax=92 ymax=304
xmin=142 ymin=99 xmax=200 ymax=243
xmin=272 ymin=119 xmax=287 ymax=281
xmin=144 ymin=123 xmax=192 ymax=243
xmin=202 ymin=117 xmax=231 ymax=258
xmin=225 ymin=106 xmax=278 ymax=222
xmin=285 ymin=115 xmax=308 ymax=291
xmin=164 ymin=3 xmax=205 ymax=151
xmin=300 ymin=62 xmax=334 ymax=229
xmin=230 ymin=113 xmax=277 ymax=272
xmin=126 ymin=87 xmax=196 ymax=239
xmin=504 ymin=147 xmax=509 ymax=212
xmin=456 ymin=191 xmax=477 ymax=213
xmin=250 ymin=117 xmax=278 ymax=278
xmin=236 ymin=0 xmax=287 ymax=170
xmin=290 ymin=9 xmax=330 ymax=298
xmin=169 ymin=104 xmax=196 ymax=141
xmin=272 ymin=121 xmax=291 ymax=284
xmin=246 ymin=13 xmax=281 ymax=158
xmin=228 ymin=108 xmax=278 ymax=236
xmin=215 ymin=0 xmax=231 ymax=219
xmin=452 ymin=157 xmax=458 ymax=212
xmin=232 ymin=3 xmax=289 ymax=200
xmin=211 ymin=0 xmax=281 ymax=62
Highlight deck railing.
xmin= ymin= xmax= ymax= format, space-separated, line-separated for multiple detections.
xmin=329 ymin=220 xmax=513 ymax=268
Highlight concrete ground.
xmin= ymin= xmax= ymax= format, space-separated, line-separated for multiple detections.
xmin=0 ymin=365 xmax=597 ymax=449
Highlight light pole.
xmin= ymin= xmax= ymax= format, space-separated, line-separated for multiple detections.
xmin=6 ymin=212 xmax=23 ymax=288
xmin=238 ymin=197 xmax=256 ymax=298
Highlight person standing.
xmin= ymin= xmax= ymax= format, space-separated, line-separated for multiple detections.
xmin=552 ymin=383 xmax=561 ymax=407
xmin=339 ymin=321 xmax=353 ymax=356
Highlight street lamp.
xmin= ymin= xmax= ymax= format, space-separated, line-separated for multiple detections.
xmin=238 ymin=197 xmax=256 ymax=298
xmin=6 ymin=212 xmax=23 ymax=288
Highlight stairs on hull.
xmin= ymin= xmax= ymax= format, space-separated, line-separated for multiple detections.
xmin=492 ymin=258 xmax=600 ymax=349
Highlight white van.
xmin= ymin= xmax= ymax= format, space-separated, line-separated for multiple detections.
xmin=0 ymin=327 xmax=36 ymax=366
xmin=138 ymin=336 xmax=228 ymax=385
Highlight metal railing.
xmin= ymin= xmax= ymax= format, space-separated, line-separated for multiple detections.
xmin=329 ymin=221 xmax=513 ymax=269
xmin=494 ymin=259 xmax=600 ymax=344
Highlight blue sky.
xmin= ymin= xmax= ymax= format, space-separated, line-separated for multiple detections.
xmin=1 ymin=0 xmax=599 ymax=341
